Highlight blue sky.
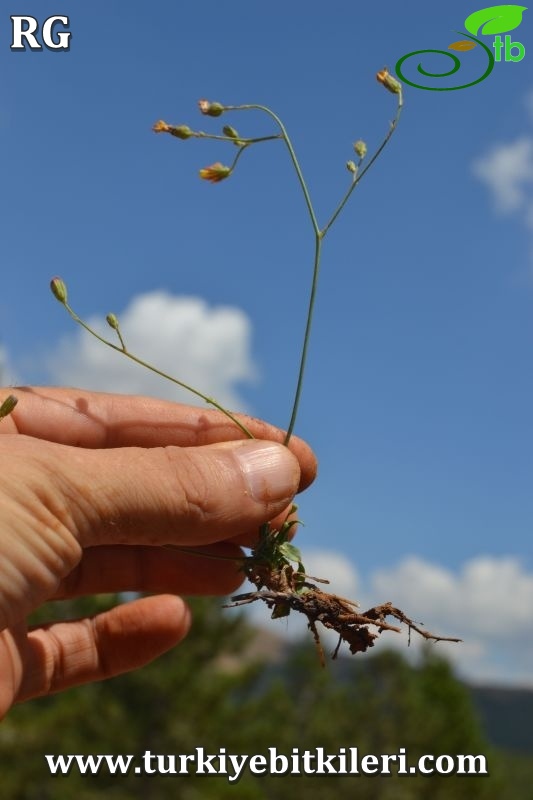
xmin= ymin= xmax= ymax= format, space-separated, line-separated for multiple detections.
xmin=2 ymin=1 xmax=533 ymax=685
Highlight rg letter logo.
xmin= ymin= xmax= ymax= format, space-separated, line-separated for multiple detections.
xmin=10 ymin=15 xmax=72 ymax=51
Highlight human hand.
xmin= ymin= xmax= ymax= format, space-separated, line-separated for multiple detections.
xmin=0 ymin=387 xmax=316 ymax=717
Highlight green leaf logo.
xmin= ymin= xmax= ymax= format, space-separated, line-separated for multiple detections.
xmin=464 ymin=4 xmax=527 ymax=36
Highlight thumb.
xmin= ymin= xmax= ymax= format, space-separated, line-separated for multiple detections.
xmin=60 ymin=440 xmax=302 ymax=547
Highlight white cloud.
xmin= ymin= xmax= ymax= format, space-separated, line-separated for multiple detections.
xmin=472 ymin=137 xmax=533 ymax=220
xmin=303 ymin=549 xmax=360 ymax=597
xmin=472 ymin=95 xmax=533 ymax=272
xmin=46 ymin=291 xmax=257 ymax=411
xmin=372 ymin=555 xmax=533 ymax=639
xmin=241 ymin=550 xmax=533 ymax=687
xmin=370 ymin=555 xmax=533 ymax=685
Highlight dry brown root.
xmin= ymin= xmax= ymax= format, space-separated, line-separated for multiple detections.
xmin=226 ymin=563 xmax=462 ymax=663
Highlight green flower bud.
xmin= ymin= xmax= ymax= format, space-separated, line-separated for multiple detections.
xmin=0 ymin=394 xmax=18 ymax=420
xmin=106 ymin=313 xmax=120 ymax=330
xmin=353 ymin=140 xmax=367 ymax=159
xmin=346 ymin=160 xmax=358 ymax=174
xmin=169 ymin=124 xmax=193 ymax=140
xmin=223 ymin=125 xmax=244 ymax=146
xmin=50 ymin=277 xmax=68 ymax=304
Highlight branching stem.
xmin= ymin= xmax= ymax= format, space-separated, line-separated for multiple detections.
xmin=227 ymin=91 xmax=402 ymax=442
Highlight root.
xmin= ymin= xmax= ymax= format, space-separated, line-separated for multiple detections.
xmin=225 ymin=563 xmax=461 ymax=660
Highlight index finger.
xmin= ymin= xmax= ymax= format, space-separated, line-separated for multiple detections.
xmin=2 ymin=386 xmax=317 ymax=491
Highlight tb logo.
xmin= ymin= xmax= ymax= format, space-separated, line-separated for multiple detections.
xmin=10 ymin=15 xmax=72 ymax=51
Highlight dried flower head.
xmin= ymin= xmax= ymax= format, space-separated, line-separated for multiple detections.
xmin=153 ymin=121 xmax=194 ymax=139
xmin=152 ymin=120 xmax=171 ymax=133
xmin=376 ymin=68 xmax=402 ymax=95
xmin=198 ymin=99 xmax=225 ymax=117
xmin=199 ymin=162 xmax=231 ymax=183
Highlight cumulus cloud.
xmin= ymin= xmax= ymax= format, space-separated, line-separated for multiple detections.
xmin=304 ymin=549 xmax=361 ymax=597
xmin=370 ymin=555 xmax=533 ymax=685
xmin=472 ymin=92 xmax=533 ymax=270
xmin=472 ymin=137 xmax=533 ymax=222
xmin=46 ymin=291 xmax=257 ymax=411
xmin=372 ymin=555 xmax=533 ymax=638
xmin=243 ymin=550 xmax=533 ymax=687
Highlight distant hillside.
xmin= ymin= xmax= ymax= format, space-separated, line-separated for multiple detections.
xmin=239 ymin=628 xmax=533 ymax=755
xmin=470 ymin=685 xmax=533 ymax=754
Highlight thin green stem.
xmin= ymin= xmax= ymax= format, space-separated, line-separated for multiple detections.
xmin=229 ymin=144 xmax=249 ymax=172
xmin=321 ymin=91 xmax=403 ymax=237
xmin=284 ymin=234 xmax=322 ymax=445
xmin=223 ymin=98 xmax=401 ymax=441
xmin=222 ymin=103 xmax=324 ymax=443
xmin=282 ymin=93 xmax=402 ymax=441
xmin=114 ymin=327 xmax=127 ymax=351
xmin=225 ymin=104 xmax=320 ymax=236
xmin=166 ymin=545 xmax=246 ymax=563
xmin=154 ymin=94 xmax=401 ymax=452
xmin=62 ymin=302 xmax=255 ymax=439
xmin=194 ymin=132 xmax=282 ymax=145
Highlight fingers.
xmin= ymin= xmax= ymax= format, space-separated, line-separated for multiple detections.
xmin=17 ymin=595 xmax=190 ymax=703
xmin=55 ymin=439 xmax=302 ymax=547
xmin=4 ymin=387 xmax=317 ymax=492
xmin=53 ymin=543 xmax=245 ymax=599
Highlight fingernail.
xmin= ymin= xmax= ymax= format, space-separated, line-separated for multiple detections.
xmin=231 ymin=441 xmax=299 ymax=504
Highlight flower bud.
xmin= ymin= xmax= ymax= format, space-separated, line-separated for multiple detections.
xmin=223 ymin=124 xmax=244 ymax=146
xmin=199 ymin=162 xmax=232 ymax=183
xmin=0 ymin=394 xmax=18 ymax=420
xmin=50 ymin=277 xmax=68 ymax=304
xmin=198 ymin=99 xmax=225 ymax=117
xmin=353 ymin=140 xmax=367 ymax=159
xmin=153 ymin=121 xmax=194 ymax=139
xmin=106 ymin=313 xmax=120 ymax=330
xmin=223 ymin=125 xmax=239 ymax=139
xmin=169 ymin=124 xmax=193 ymax=140
xmin=376 ymin=68 xmax=402 ymax=95
xmin=346 ymin=160 xmax=358 ymax=174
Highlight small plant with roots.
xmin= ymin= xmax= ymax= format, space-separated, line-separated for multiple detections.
xmin=41 ymin=68 xmax=461 ymax=661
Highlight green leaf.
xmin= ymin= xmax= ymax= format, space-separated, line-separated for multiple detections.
xmin=278 ymin=522 xmax=301 ymax=547
xmin=464 ymin=4 xmax=527 ymax=36
xmin=278 ymin=542 xmax=303 ymax=564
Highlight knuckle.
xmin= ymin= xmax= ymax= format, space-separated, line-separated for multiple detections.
xmin=161 ymin=446 xmax=216 ymax=526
